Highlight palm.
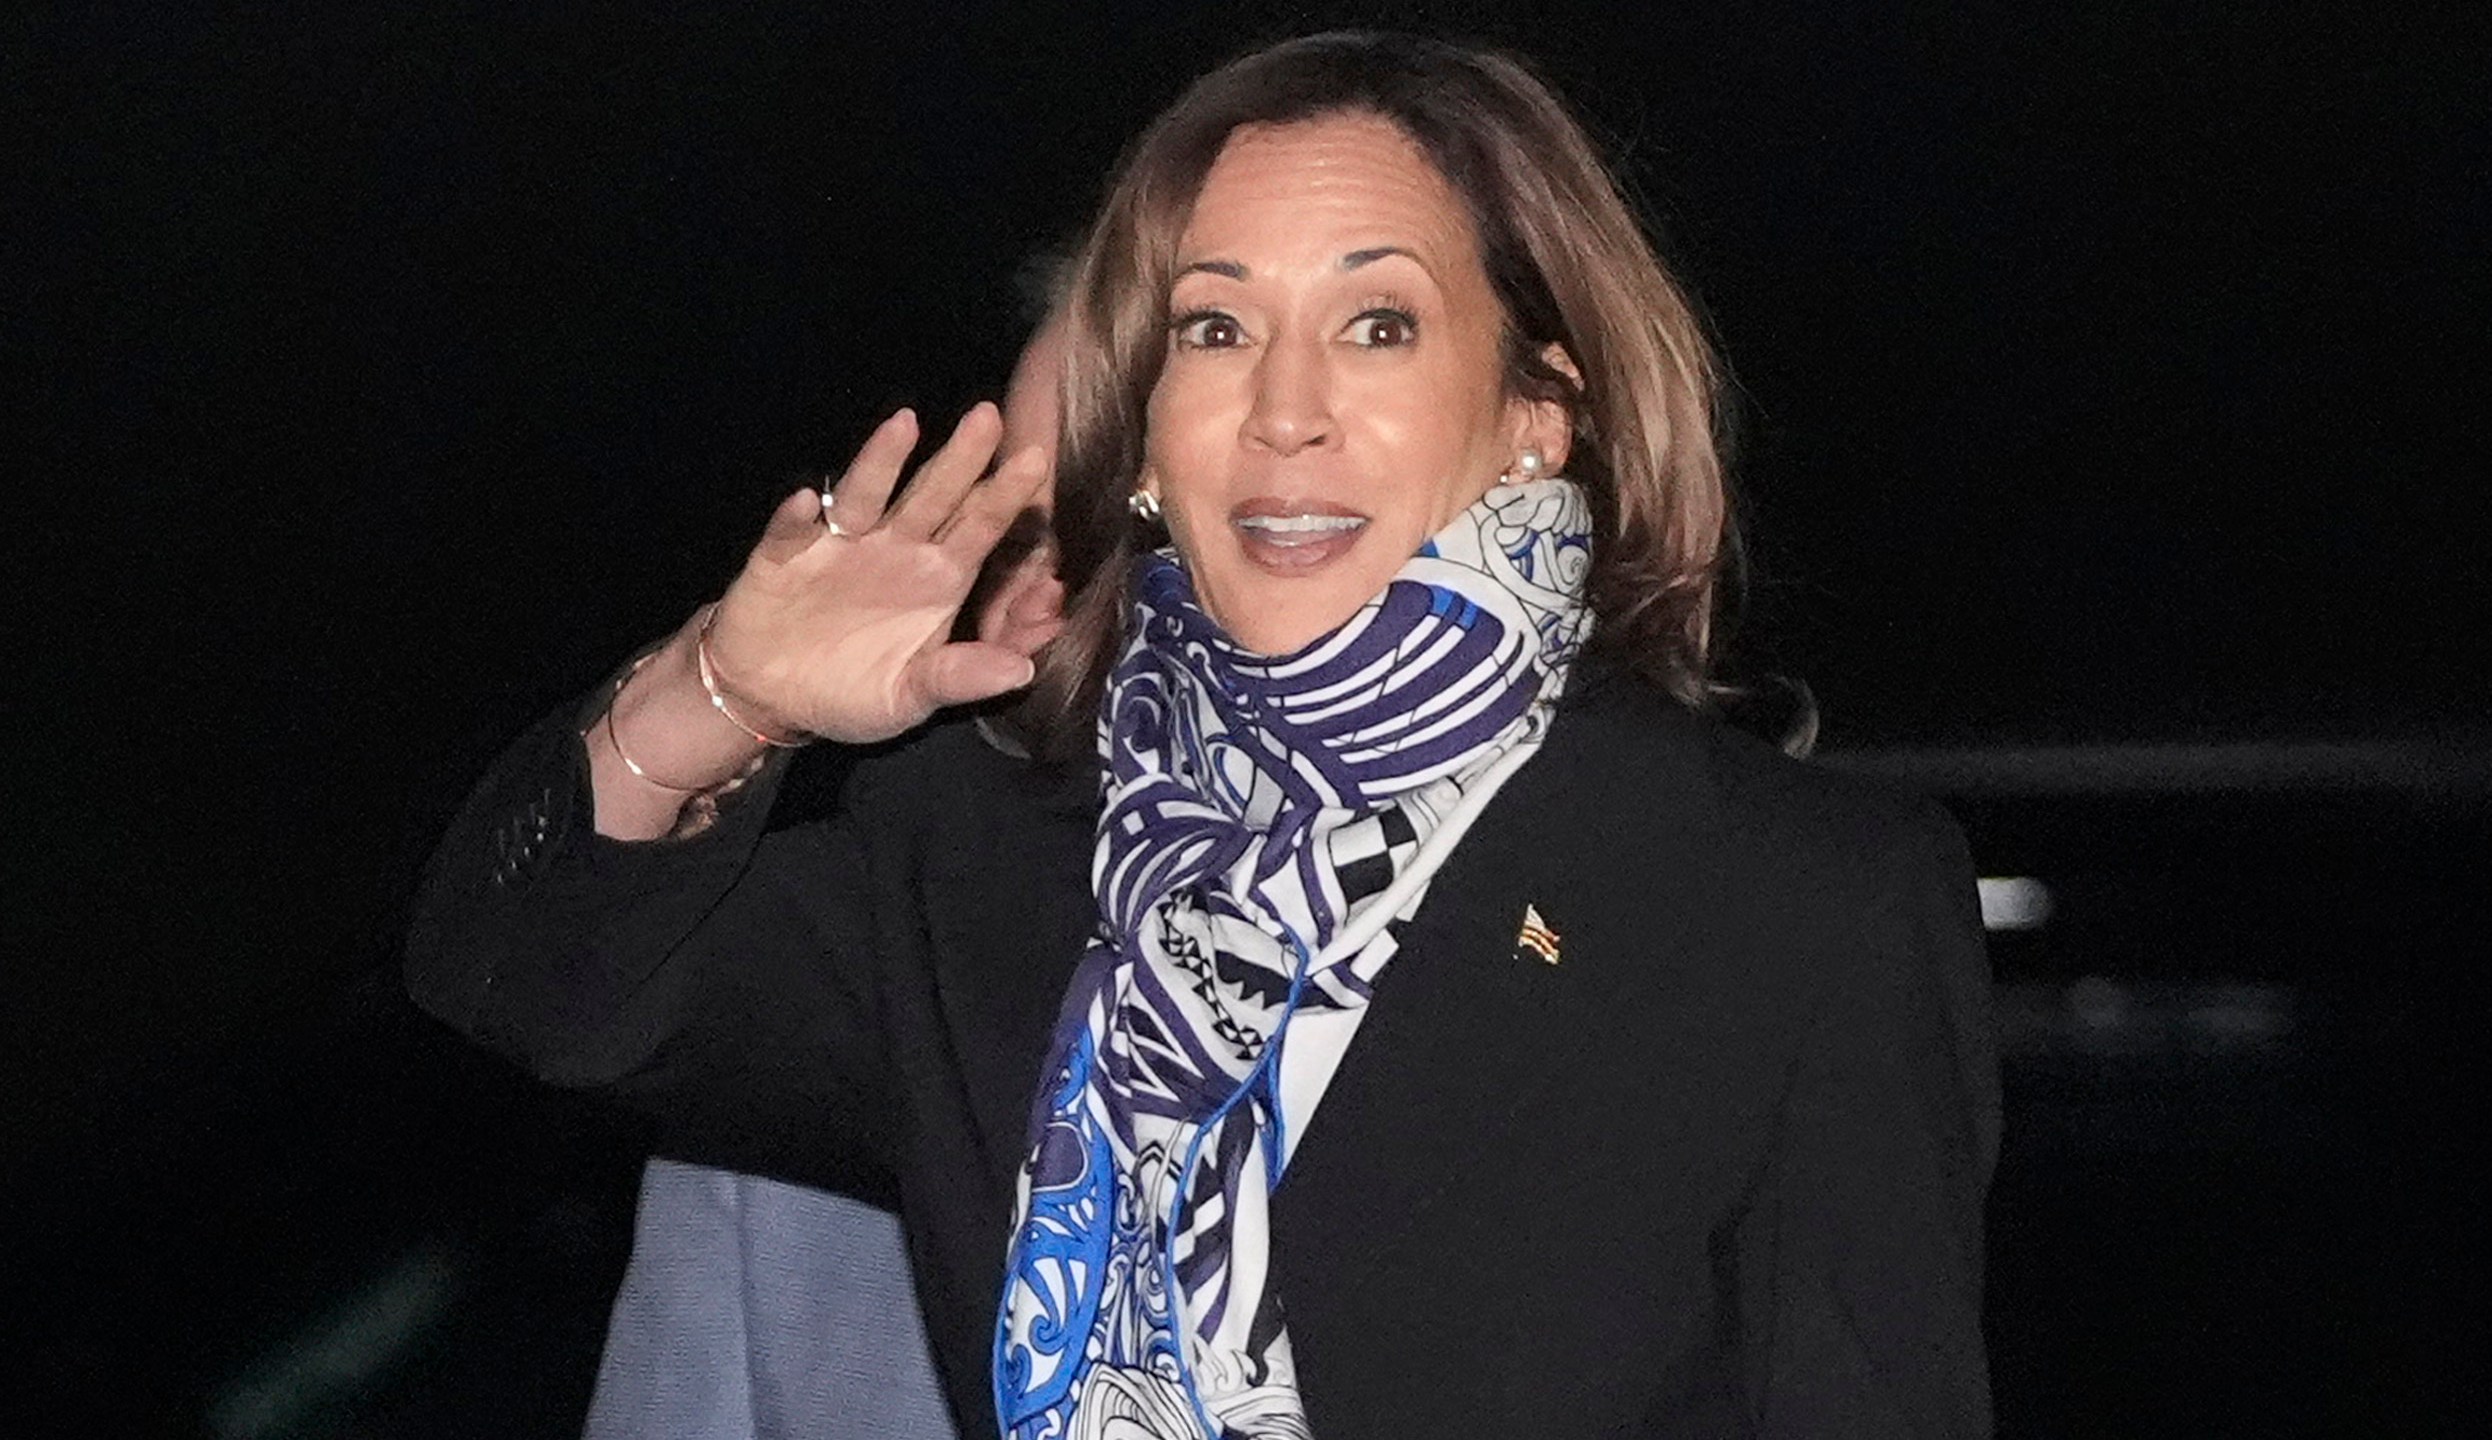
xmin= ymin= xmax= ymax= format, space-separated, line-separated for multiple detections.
xmin=706 ymin=404 xmax=1052 ymax=745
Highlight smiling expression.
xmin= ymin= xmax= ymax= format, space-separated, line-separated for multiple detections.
xmin=1140 ymin=113 xmax=1561 ymax=655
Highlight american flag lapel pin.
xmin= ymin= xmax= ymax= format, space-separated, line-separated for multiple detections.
xmin=1513 ymin=903 xmax=1562 ymax=966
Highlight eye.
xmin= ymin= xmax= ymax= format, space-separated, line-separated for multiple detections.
xmin=1172 ymin=309 xmax=1246 ymax=350
xmin=1347 ymin=307 xmax=1419 ymax=349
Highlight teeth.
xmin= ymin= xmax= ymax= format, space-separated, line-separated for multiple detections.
xmin=1236 ymin=514 xmax=1365 ymax=534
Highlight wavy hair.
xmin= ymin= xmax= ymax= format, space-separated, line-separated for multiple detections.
xmin=1027 ymin=31 xmax=1734 ymax=758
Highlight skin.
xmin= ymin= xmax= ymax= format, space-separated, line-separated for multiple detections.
xmin=981 ymin=316 xmax=1069 ymax=657
xmin=585 ymin=326 xmax=1064 ymax=840
xmin=1142 ymin=112 xmax=1572 ymax=655
xmin=587 ymin=114 xmax=1581 ymax=836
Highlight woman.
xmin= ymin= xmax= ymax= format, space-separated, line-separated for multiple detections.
xmin=411 ymin=32 xmax=1997 ymax=1439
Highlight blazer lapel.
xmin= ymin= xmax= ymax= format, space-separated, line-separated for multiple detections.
xmin=919 ymin=746 xmax=1101 ymax=1192
xmin=1269 ymin=687 xmax=1723 ymax=1293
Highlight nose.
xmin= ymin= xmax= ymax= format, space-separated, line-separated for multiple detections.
xmin=1242 ymin=333 xmax=1333 ymax=457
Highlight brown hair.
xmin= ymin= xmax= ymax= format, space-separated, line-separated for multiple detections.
xmin=1028 ymin=31 xmax=1733 ymax=759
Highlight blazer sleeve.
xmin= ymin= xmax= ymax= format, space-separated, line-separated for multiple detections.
xmin=404 ymin=690 xmax=900 ymax=1184
xmin=1736 ymin=800 xmax=2000 ymax=1438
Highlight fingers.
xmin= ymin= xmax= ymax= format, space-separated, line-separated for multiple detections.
xmin=936 ymin=444 xmax=1052 ymax=565
xmin=883 ymin=402 xmax=1003 ymax=540
xmin=753 ymin=484 xmax=830 ymax=564
xmin=910 ymin=640 xmax=1040 ymax=711
xmin=823 ymin=408 xmax=920 ymax=532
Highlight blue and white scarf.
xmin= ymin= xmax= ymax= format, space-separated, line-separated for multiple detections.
xmin=995 ymin=479 xmax=1595 ymax=1440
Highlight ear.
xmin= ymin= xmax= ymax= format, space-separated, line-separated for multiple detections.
xmin=1506 ymin=342 xmax=1581 ymax=475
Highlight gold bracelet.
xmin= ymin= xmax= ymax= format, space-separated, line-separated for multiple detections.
xmin=696 ymin=604 xmax=809 ymax=748
xmin=602 ymin=652 xmax=708 ymax=792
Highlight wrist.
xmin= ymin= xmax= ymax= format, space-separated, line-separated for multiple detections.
xmin=607 ymin=630 xmax=769 ymax=785
xmin=695 ymin=603 xmax=812 ymax=748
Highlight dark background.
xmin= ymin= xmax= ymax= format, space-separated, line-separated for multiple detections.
xmin=10 ymin=1 xmax=2485 ymax=1435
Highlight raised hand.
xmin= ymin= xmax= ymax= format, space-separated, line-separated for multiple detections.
xmin=705 ymin=403 xmax=1052 ymax=745
xmin=585 ymin=403 xmax=1053 ymax=838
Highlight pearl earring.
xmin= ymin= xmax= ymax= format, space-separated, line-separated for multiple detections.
xmin=1508 ymin=446 xmax=1546 ymax=482
xmin=1128 ymin=488 xmax=1163 ymax=523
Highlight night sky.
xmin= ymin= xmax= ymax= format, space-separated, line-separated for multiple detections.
xmin=11 ymin=0 xmax=2486 ymax=1426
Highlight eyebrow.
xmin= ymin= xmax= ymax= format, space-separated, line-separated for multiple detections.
xmin=1341 ymin=246 xmax=1419 ymax=270
xmin=1171 ymin=246 xmax=1424 ymax=281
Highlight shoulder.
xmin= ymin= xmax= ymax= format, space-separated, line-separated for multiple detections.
xmin=1529 ymin=671 xmax=1992 ymax=1086
xmin=1524 ymin=670 xmax=1979 ymax=1028
xmin=1545 ymin=669 xmax=1965 ymax=894
xmin=835 ymin=713 xmax=1095 ymax=859
xmin=834 ymin=714 xmax=1041 ymax=801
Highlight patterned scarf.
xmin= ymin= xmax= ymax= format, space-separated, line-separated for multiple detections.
xmin=995 ymin=479 xmax=1595 ymax=1440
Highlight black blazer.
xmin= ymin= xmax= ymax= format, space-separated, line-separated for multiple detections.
xmin=409 ymin=665 xmax=1998 ymax=1437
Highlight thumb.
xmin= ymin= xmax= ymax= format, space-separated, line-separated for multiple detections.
xmin=910 ymin=640 xmax=1040 ymax=711
xmin=753 ymin=485 xmax=829 ymax=563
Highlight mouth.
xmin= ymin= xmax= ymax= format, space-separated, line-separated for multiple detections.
xmin=1230 ymin=500 xmax=1368 ymax=572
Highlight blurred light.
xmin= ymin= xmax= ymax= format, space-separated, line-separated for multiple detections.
xmin=1978 ymin=875 xmax=2054 ymax=931
xmin=2187 ymin=984 xmax=2295 ymax=1044
xmin=208 ymin=1240 xmax=464 ymax=1440
xmin=2067 ymin=974 xmax=2131 ymax=1031
xmin=1994 ymin=977 xmax=2306 ymax=1063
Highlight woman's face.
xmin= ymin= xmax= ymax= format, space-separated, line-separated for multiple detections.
xmin=1141 ymin=113 xmax=1551 ymax=654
